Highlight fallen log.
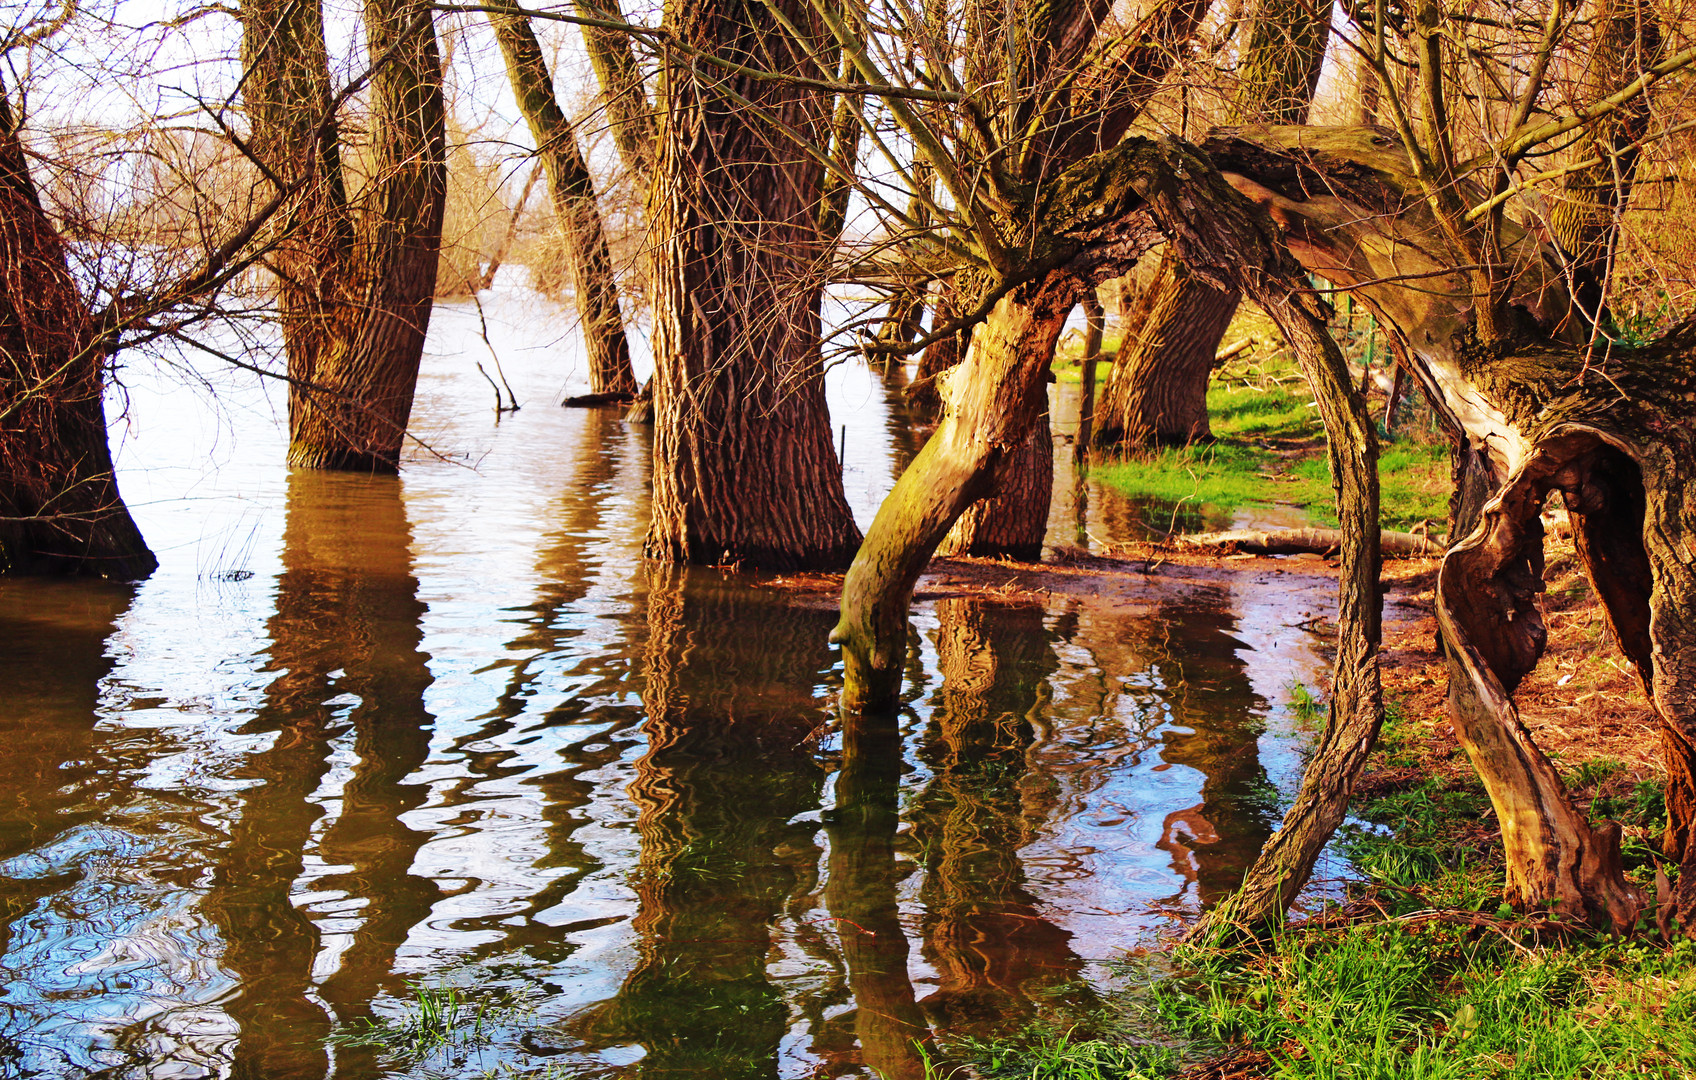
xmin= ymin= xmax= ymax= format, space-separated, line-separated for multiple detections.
xmin=562 ymin=391 xmax=638 ymax=408
xmin=1180 ymin=527 xmax=1444 ymax=558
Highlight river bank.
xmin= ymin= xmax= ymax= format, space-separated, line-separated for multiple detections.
xmin=936 ymin=538 xmax=1695 ymax=1079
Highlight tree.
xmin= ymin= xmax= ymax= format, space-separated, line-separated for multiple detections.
xmin=490 ymin=5 xmax=638 ymax=397
xmin=240 ymin=0 xmax=447 ymax=472
xmin=642 ymin=0 xmax=862 ymax=571
xmin=0 ymin=80 xmax=156 ymax=578
xmin=1091 ymin=0 xmax=1332 ymax=449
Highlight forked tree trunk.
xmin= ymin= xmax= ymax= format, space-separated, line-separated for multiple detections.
xmin=242 ymin=0 xmax=447 ymax=472
xmin=491 ymin=7 xmax=637 ymax=397
xmin=1205 ymin=126 xmax=1680 ymax=930
xmin=643 ymin=0 xmax=861 ymax=571
xmin=0 ymin=88 xmax=155 ymax=578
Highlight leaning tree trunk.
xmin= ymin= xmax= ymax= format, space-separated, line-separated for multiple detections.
xmin=491 ymin=7 xmax=637 ymax=398
xmin=643 ymin=0 xmax=861 ymax=571
xmin=0 ymin=87 xmax=155 ymax=578
xmin=834 ymin=272 xmax=1081 ymax=711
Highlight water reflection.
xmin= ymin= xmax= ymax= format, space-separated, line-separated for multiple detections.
xmin=577 ymin=564 xmax=831 ymax=1078
xmin=911 ymin=600 xmax=1084 ymax=1028
xmin=822 ymin=716 xmax=932 ymax=1080
xmin=204 ymin=469 xmax=438 ymax=1079
xmin=0 ymin=301 xmax=1341 ymax=1078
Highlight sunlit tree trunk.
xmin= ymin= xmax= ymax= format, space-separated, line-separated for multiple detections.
xmin=491 ymin=7 xmax=637 ymax=397
xmin=643 ymin=0 xmax=861 ymax=571
xmin=242 ymin=0 xmax=447 ymax=472
xmin=0 ymin=86 xmax=154 ymax=578
xmin=1093 ymin=0 xmax=1330 ymax=449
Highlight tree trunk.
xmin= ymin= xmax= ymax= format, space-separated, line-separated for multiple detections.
xmin=491 ymin=6 xmax=637 ymax=397
xmin=834 ymin=272 xmax=1080 ymax=711
xmin=1075 ymin=289 xmax=1103 ymax=459
xmin=643 ymin=0 xmax=861 ymax=571
xmin=1094 ymin=249 xmax=1237 ymax=447
xmin=0 ymin=87 xmax=155 ymax=578
xmin=910 ymin=277 xmax=970 ymax=416
xmin=1092 ymin=0 xmax=1330 ymax=451
xmin=1204 ymin=125 xmax=1683 ymax=930
xmin=572 ymin=0 xmax=657 ymax=186
xmin=1192 ymin=289 xmax=1383 ymax=936
xmin=936 ymin=412 xmax=1054 ymax=560
xmin=243 ymin=0 xmax=448 ymax=473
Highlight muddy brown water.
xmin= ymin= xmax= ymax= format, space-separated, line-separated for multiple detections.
xmin=0 ymin=289 xmax=1347 ymax=1078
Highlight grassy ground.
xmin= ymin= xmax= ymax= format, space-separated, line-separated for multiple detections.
xmin=930 ymin=543 xmax=1695 ymax=1080
xmin=1066 ymin=305 xmax=1452 ymax=535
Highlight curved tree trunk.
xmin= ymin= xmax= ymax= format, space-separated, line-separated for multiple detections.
xmin=643 ymin=0 xmax=861 ymax=571
xmin=834 ymin=272 xmax=1081 ymax=711
xmin=243 ymin=0 xmax=447 ymax=473
xmin=0 ymin=87 xmax=155 ymax=578
xmin=491 ymin=6 xmax=637 ymax=397
xmin=1205 ymin=125 xmax=1682 ymax=930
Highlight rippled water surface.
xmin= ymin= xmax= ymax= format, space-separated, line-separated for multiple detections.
xmin=0 ymin=288 xmax=1341 ymax=1078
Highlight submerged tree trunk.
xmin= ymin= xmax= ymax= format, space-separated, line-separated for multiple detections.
xmin=835 ymin=272 xmax=1081 ymax=710
xmin=0 ymin=87 xmax=155 ymax=578
xmin=491 ymin=7 xmax=637 ymax=397
xmin=243 ymin=0 xmax=447 ymax=472
xmin=643 ymin=0 xmax=861 ymax=571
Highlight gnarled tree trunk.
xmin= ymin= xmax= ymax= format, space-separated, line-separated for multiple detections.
xmin=643 ymin=0 xmax=861 ymax=571
xmin=0 ymin=86 xmax=155 ymax=578
xmin=491 ymin=6 xmax=637 ymax=397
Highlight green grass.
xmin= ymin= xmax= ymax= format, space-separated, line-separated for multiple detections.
xmin=1090 ymin=362 xmax=1452 ymax=534
xmin=333 ymin=980 xmax=514 ymax=1064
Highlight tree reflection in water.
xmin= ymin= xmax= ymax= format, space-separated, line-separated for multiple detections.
xmin=910 ymin=598 xmax=1085 ymax=1029
xmin=202 ymin=470 xmax=438 ymax=1080
xmin=577 ymin=563 xmax=831 ymax=1078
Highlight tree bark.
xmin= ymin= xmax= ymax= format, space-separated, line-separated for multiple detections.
xmin=243 ymin=0 xmax=448 ymax=473
xmin=491 ymin=6 xmax=637 ymax=397
xmin=643 ymin=0 xmax=861 ymax=571
xmin=1094 ymin=250 xmax=1237 ymax=446
xmin=910 ymin=277 xmax=970 ymax=416
xmin=572 ymin=0 xmax=657 ymax=186
xmin=1092 ymin=0 xmax=1331 ymax=450
xmin=1204 ymin=125 xmax=1685 ymax=930
xmin=0 ymin=86 xmax=155 ymax=578
xmin=834 ymin=272 xmax=1081 ymax=711
xmin=1075 ymin=289 xmax=1103 ymax=459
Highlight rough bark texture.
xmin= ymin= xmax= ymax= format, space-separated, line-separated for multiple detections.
xmin=0 ymin=88 xmax=155 ymax=578
xmin=242 ymin=0 xmax=447 ymax=472
xmin=834 ymin=272 xmax=1084 ymax=711
xmin=1204 ymin=125 xmax=1691 ymax=930
xmin=1092 ymin=0 xmax=1329 ymax=450
xmin=1194 ymin=289 xmax=1383 ymax=935
xmin=644 ymin=0 xmax=861 ymax=571
xmin=1094 ymin=249 xmax=1238 ymax=446
xmin=491 ymin=7 xmax=637 ymax=397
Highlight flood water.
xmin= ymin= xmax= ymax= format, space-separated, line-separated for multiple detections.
xmin=0 ymin=287 xmax=1343 ymax=1078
